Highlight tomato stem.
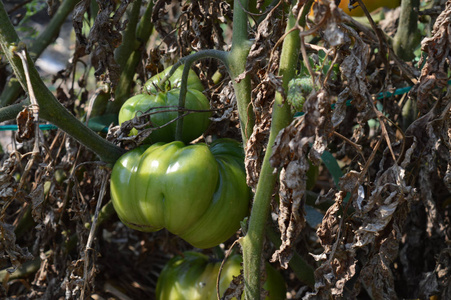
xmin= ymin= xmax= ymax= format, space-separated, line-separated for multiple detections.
xmin=107 ymin=0 xmax=155 ymax=114
xmin=241 ymin=5 xmax=303 ymax=299
xmin=0 ymin=1 xmax=126 ymax=163
xmin=0 ymin=0 xmax=79 ymax=108
xmin=157 ymin=49 xmax=229 ymax=141
xmin=393 ymin=0 xmax=421 ymax=60
xmin=227 ymin=0 xmax=254 ymax=144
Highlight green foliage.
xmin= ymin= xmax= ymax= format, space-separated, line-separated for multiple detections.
xmin=287 ymin=77 xmax=312 ymax=112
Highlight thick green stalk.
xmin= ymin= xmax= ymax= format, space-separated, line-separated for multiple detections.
xmin=228 ymin=0 xmax=254 ymax=144
xmin=393 ymin=0 xmax=421 ymax=61
xmin=107 ymin=0 xmax=154 ymax=114
xmin=0 ymin=1 xmax=125 ymax=163
xmin=0 ymin=0 xmax=79 ymax=107
xmin=241 ymin=11 xmax=299 ymax=300
xmin=0 ymin=100 xmax=28 ymax=122
xmin=114 ymin=0 xmax=142 ymax=70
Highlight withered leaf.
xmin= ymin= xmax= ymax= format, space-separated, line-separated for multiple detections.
xmin=30 ymin=183 xmax=45 ymax=222
xmin=0 ymin=222 xmax=33 ymax=273
xmin=16 ymin=107 xmax=35 ymax=143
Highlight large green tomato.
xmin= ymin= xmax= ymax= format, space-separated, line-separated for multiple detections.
xmin=144 ymin=65 xmax=205 ymax=94
xmin=110 ymin=139 xmax=250 ymax=249
xmin=156 ymin=252 xmax=287 ymax=300
xmin=118 ymin=65 xmax=210 ymax=144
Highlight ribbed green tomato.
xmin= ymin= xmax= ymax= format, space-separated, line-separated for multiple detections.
xmin=118 ymin=89 xmax=211 ymax=143
xmin=156 ymin=252 xmax=287 ymax=300
xmin=110 ymin=139 xmax=250 ymax=249
xmin=144 ymin=65 xmax=205 ymax=94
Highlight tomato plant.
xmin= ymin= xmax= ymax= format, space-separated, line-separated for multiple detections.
xmin=118 ymin=65 xmax=210 ymax=143
xmin=110 ymin=138 xmax=250 ymax=249
xmin=156 ymin=251 xmax=286 ymax=300
xmin=1 ymin=0 xmax=446 ymax=299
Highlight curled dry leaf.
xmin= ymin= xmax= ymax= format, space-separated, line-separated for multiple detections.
xmin=353 ymin=164 xmax=413 ymax=298
xmin=152 ymin=0 xmax=230 ymax=61
xmin=222 ymin=272 xmax=244 ymax=300
xmin=403 ymin=94 xmax=451 ymax=239
xmin=16 ymin=107 xmax=35 ymax=143
xmin=304 ymin=191 xmax=358 ymax=299
xmin=359 ymin=227 xmax=400 ymax=300
xmin=212 ymin=81 xmax=237 ymax=123
xmin=353 ymin=165 xmax=413 ymax=247
xmin=413 ymin=1 xmax=451 ymax=114
xmin=237 ymin=6 xmax=283 ymax=83
xmin=0 ymin=222 xmax=34 ymax=273
xmin=0 ymin=155 xmax=19 ymax=199
xmin=30 ymin=183 xmax=45 ymax=222
xmin=332 ymin=25 xmax=373 ymax=128
xmin=316 ymin=191 xmax=345 ymax=254
xmin=72 ymin=0 xmax=130 ymax=88
xmin=270 ymin=89 xmax=333 ymax=268
xmin=244 ymin=9 xmax=283 ymax=189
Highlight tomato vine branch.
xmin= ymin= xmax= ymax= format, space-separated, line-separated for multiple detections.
xmin=241 ymin=7 xmax=301 ymax=300
xmin=0 ymin=0 xmax=79 ymax=107
xmin=0 ymin=1 xmax=126 ymax=163
xmin=107 ymin=0 xmax=155 ymax=114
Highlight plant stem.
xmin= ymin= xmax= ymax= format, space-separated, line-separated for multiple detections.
xmin=0 ymin=100 xmax=29 ymax=122
xmin=114 ymin=0 xmax=142 ymax=70
xmin=0 ymin=0 xmax=79 ymax=107
xmin=393 ymin=0 xmax=421 ymax=61
xmin=228 ymin=0 xmax=254 ymax=144
xmin=0 ymin=1 xmax=125 ymax=163
xmin=165 ymin=49 xmax=229 ymax=141
xmin=241 ymin=9 xmax=299 ymax=300
xmin=107 ymin=0 xmax=155 ymax=115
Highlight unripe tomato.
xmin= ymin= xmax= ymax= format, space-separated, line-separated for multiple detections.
xmin=156 ymin=252 xmax=287 ymax=300
xmin=110 ymin=139 xmax=250 ymax=249
xmin=119 ymin=65 xmax=210 ymax=144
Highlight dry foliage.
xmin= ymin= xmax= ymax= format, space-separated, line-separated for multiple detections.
xmin=0 ymin=0 xmax=450 ymax=299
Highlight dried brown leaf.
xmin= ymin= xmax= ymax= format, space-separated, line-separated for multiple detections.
xmin=333 ymin=25 xmax=374 ymax=127
xmin=360 ymin=228 xmax=400 ymax=300
xmin=316 ymin=191 xmax=345 ymax=254
xmin=222 ymin=273 xmax=244 ymax=300
xmin=16 ymin=107 xmax=35 ymax=143
xmin=413 ymin=1 xmax=451 ymax=114
xmin=270 ymin=90 xmax=333 ymax=267
xmin=238 ymin=6 xmax=284 ymax=82
xmin=30 ymin=183 xmax=45 ymax=222
xmin=72 ymin=0 xmax=130 ymax=88
xmin=0 ymin=222 xmax=33 ymax=273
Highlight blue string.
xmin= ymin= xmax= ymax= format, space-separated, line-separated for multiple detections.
xmin=0 ymin=124 xmax=108 ymax=133
xmin=0 ymin=124 xmax=58 ymax=131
